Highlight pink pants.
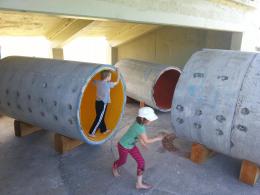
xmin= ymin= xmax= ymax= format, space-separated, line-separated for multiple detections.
xmin=113 ymin=143 xmax=145 ymax=176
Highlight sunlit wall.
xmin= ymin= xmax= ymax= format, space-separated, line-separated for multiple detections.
xmin=63 ymin=37 xmax=111 ymax=64
xmin=0 ymin=36 xmax=51 ymax=59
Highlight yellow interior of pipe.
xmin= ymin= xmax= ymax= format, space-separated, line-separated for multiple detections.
xmin=80 ymin=71 xmax=124 ymax=142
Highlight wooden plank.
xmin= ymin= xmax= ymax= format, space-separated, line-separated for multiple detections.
xmin=126 ymin=96 xmax=136 ymax=104
xmin=14 ymin=120 xmax=42 ymax=137
xmin=126 ymin=96 xmax=145 ymax=108
xmin=190 ymin=143 xmax=215 ymax=164
xmin=54 ymin=133 xmax=84 ymax=154
xmin=239 ymin=160 xmax=259 ymax=185
xmin=140 ymin=101 xmax=145 ymax=108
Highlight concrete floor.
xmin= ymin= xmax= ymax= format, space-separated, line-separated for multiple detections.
xmin=0 ymin=103 xmax=260 ymax=195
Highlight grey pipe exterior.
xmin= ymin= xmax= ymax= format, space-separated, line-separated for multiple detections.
xmin=116 ymin=59 xmax=181 ymax=112
xmin=172 ymin=49 xmax=260 ymax=165
xmin=0 ymin=56 xmax=126 ymax=145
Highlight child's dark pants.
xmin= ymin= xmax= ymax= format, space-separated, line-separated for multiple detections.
xmin=89 ymin=100 xmax=108 ymax=135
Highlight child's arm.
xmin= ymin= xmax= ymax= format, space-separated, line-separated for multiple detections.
xmin=139 ymin=138 xmax=148 ymax=149
xmin=139 ymin=132 xmax=163 ymax=144
xmin=112 ymin=68 xmax=120 ymax=86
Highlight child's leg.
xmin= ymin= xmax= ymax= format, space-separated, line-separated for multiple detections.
xmin=89 ymin=101 xmax=105 ymax=135
xmin=99 ymin=103 xmax=108 ymax=133
xmin=113 ymin=143 xmax=129 ymax=176
xmin=129 ymin=146 xmax=151 ymax=189
xmin=129 ymin=146 xmax=145 ymax=176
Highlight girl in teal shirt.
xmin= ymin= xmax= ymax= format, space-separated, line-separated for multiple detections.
xmin=112 ymin=107 xmax=163 ymax=190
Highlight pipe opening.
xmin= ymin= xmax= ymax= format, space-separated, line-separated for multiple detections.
xmin=153 ymin=69 xmax=181 ymax=110
xmin=80 ymin=70 xmax=125 ymax=143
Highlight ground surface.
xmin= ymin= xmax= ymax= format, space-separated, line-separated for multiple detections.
xmin=0 ymin=103 xmax=260 ymax=195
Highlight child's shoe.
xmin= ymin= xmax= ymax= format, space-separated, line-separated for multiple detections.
xmin=102 ymin=129 xmax=111 ymax=134
xmin=88 ymin=134 xmax=96 ymax=138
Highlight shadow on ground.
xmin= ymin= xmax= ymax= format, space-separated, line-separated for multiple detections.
xmin=0 ymin=103 xmax=259 ymax=195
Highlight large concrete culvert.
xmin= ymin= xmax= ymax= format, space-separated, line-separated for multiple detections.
xmin=172 ymin=49 xmax=260 ymax=165
xmin=116 ymin=59 xmax=181 ymax=112
xmin=0 ymin=56 xmax=126 ymax=145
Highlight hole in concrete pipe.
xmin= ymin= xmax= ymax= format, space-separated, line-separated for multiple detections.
xmin=40 ymin=98 xmax=44 ymax=103
xmin=68 ymin=118 xmax=73 ymax=125
xmin=53 ymin=101 xmax=57 ymax=106
xmin=53 ymin=115 xmax=58 ymax=121
xmin=153 ymin=69 xmax=181 ymax=110
xmin=42 ymin=82 xmax=47 ymax=88
xmin=79 ymin=70 xmax=125 ymax=144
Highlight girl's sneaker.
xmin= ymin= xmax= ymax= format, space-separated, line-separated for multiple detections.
xmin=88 ymin=134 xmax=96 ymax=138
xmin=102 ymin=129 xmax=111 ymax=134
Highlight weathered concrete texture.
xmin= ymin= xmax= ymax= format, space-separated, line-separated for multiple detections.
xmin=0 ymin=11 xmax=62 ymax=36
xmin=116 ymin=59 xmax=181 ymax=112
xmin=0 ymin=0 xmax=254 ymax=32
xmin=0 ymin=56 xmax=126 ymax=144
xmin=0 ymin=103 xmax=260 ymax=195
xmin=117 ymin=26 xmax=232 ymax=69
xmin=172 ymin=49 xmax=260 ymax=166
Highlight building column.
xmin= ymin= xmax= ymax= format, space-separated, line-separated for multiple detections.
xmin=230 ymin=32 xmax=243 ymax=51
xmin=52 ymin=48 xmax=64 ymax=60
xmin=231 ymin=27 xmax=259 ymax=52
xmin=111 ymin=47 xmax=118 ymax=65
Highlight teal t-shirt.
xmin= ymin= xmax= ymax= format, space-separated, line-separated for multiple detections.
xmin=119 ymin=122 xmax=146 ymax=149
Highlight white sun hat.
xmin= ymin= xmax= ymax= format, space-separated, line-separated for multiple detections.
xmin=138 ymin=107 xmax=158 ymax=121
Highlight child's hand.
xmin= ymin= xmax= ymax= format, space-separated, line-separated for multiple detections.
xmin=140 ymin=138 xmax=148 ymax=150
xmin=157 ymin=135 xmax=164 ymax=141
xmin=157 ymin=131 xmax=169 ymax=141
xmin=142 ymin=144 xmax=149 ymax=150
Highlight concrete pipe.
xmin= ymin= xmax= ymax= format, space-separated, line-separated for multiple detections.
xmin=116 ymin=59 xmax=181 ymax=112
xmin=172 ymin=49 xmax=260 ymax=165
xmin=0 ymin=56 xmax=126 ymax=145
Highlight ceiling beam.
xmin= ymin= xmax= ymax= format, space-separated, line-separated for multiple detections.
xmin=108 ymin=24 xmax=159 ymax=47
xmin=46 ymin=18 xmax=93 ymax=47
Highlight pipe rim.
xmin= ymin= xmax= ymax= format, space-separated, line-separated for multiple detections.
xmin=152 ymin=67 xmax=181 ymax=112
xmin=76 ymin=65 xmax=126 ymax=145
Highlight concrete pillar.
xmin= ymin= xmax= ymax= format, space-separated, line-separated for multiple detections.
xmin=111 ymin=47 xmax=118 ymax=65
xmin=230 ymin=32 xmax=243 ymax=50
xmin=240 ymin=29 xmax=259 ymax=52
xmin=52 ymin=48 xmax=64 ymax=60
xmin=230 ymin=29 xmax=259 ymax=52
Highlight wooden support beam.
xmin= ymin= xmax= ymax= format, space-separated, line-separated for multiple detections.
xmin=140 ymin=101 xmax=145 ymax=108
xmin=126 ymin=96 xmax=137 ymax=104
xmin=54 ymin=133 xmax=84 ymax=154
xmin=190 ymin=143 xmax=215 ymax=164
xmin=126 ymin=96 xmax=146 ymax=108
xmin=14 ymin=120 xmax=42 ymax=137
xmin=239 ymin=160 xmax=260 ymax=186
